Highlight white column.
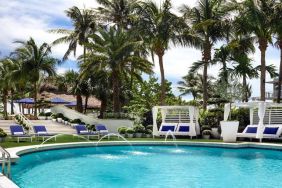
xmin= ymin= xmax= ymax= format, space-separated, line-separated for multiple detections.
xmin=250 ymin=108 xmax=254 ymax=125
xmin=152 ymin=107 xmax=159 ymax=137
xmin=194 ymin=107 xmax=200 ymax=135
xmin=160 ymin=108 xmax=167 ymax=123
xmin=224 ymin=103 xmax=231 ymax=121
xmin=188 ymin=106 xmax=196 ymax=136
xmin=256 ymin=102 xmax=266 ymax=141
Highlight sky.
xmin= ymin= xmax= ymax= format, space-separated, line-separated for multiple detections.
xmin=0 ymin=0 xmax=280 ymax=100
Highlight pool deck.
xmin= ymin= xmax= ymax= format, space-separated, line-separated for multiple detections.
xmin=3 ymin=141 xmax=282 ymax=188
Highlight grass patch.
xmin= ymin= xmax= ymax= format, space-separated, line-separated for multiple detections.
xmin=0 ymin=135 xmax=223 ymax=148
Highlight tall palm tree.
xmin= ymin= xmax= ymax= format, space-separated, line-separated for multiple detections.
xmin=96 ymin=0 xmax=139 ymax=29
xmin=180 ymin=0 xmax=229 ymax=109
xmin=178 ymin=73 xmax=203 ymax=100
xmin=136 ymin=0 xmax=185 ymax=105
xmin=51 ymin=6 xmax=96 ymax=111
xmin=14 ymin=38 xmax=57 ymax=116
xmin=234 ymin=0 xmax=275 ymax=101
xmin=271 ymin=0 xmax=282 ymax=102
xmin=81 ymin=26 xmax=152 ymax=113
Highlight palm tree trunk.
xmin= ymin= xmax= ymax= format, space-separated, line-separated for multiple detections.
xmin=277 ymin=40 xmax=282 ymax=103
xmin=112 ymin=71 xmax=120 ymax=113
xmin=157 ymin=53 xmax=165 ymax=105
xmin=3 ymin=89 xmax=8 ymax=120
xmin=242 ymin=75 xmax=248 ymax=102
xmin=84 ymin=96 xmax=89 ymax=114
xmin=259 ymin=38 xmax=268 ymax=101
xmin=34 ymin=82 xmax=37 ymax=117
xmin=202 ymin=39 xmax=211 ymax=110
xmin=76 ymin=95 xmax=83 ymax=113
xmin=10 ymin=89 xmax=14 ymax=114
xmin=99 ymin=97 xmax=107 ymax=119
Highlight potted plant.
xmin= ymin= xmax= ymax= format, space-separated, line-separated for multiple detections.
xmin=56 ymin=113 xmax=64 ymax=123
xmin=71 ymin=119 xmax=81 ymax=127
xmin=133 ymin=124 xmax=145 ymax=138
xmin=51 ymin=114 xmax=57 ymax=122
xmin=118 ymin=127 xmax=127 ymax=137
xmin=202 ymin=130 xmax=211 ymax=139
xmin=63 ymin=117 xmax=69 ymax=125
xmin=45 ymin=112 xmax=53 ymax=120
xmin=38 ymin=112 xmax=46 ymax=120
xmin=126 ymin=128 xmax=134 ymax=138
xmin=220 ymin=104 xmax=239 ymax=143
xmin=0 ymin=128 xmax=7 ymax=142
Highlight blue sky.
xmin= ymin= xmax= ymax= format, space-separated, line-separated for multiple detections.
xmin=0 ymin=0 xmax=281 ymax=100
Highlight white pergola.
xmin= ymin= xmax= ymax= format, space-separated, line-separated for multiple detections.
xmin=223 ymin=102 xmax=282 ymax=140
xmin=152 ymin=106 xmax=200 ymax=137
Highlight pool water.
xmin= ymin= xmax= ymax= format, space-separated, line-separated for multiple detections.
xmin=12 ymin=145 xmax=282 ymax=188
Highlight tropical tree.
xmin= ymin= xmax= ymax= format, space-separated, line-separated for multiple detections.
xmin=81 ymin=27 xmax=153 ymax=113
xmin=13 ymin=38 xmax=57 ymax=116
xmin=51 ymin=6 xmax=96 ymax=111
xmin=180 ymin=0 xmax=229 ymax=109
xmin=136 ymin=0 xmax=185 ymax=105
xmin=96 ymin=0 xmax=139 ymax=29
xmin=234 ymin=0 xmax=275 ymax=101
xmin=271 ymin=0 xmax=282 ymax=102
xmin=178 ymin=73 xmax=203 ymax=100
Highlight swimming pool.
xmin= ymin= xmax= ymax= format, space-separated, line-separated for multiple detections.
xmin=12 ymin=145 xmax=282 ymax=188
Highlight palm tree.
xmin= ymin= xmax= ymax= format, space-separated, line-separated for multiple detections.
xmin=14 ymin=38 xmax=57 ymax=116
xmin=51 ymin=6 xmax=96 ymax=111
xmin=81 ymin=26 xmax=152 ymax=113
xmin=136 ymin=0 xmax=185 ymax=105
xmin=178 ymin=73 xmax=203 ymax=100
xmin=180 ymin=0 xmax=229 ymax=109
xmin=271 ymin=0 xmax=282 ymax=102
xmin=234 ymin=0 xmax=275 ymax=101
xmin=96 ymin=0 xmax=139 ymax=28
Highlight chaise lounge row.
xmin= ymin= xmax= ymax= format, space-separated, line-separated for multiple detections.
xmin=9 ymin=124 xmax=110 ymax=143
xmin=158 ymin=123 xmax=194 ymax=137
xmin=237 ymin=124 xmax=282 ymax=140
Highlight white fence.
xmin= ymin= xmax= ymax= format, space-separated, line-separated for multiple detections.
xmin=51 ymin=106 xmax=133 ymax=133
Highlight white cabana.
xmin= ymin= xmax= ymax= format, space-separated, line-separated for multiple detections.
xmin=223 ymin=102 xmax=282 ymax=141
xmin=152 ymin=106 xmax=200 ymax=137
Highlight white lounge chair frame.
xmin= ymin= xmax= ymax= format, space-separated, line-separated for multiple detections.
xmin=152 ymin=106 xmax=200 ymax=138
xmin=223 ymin=102 xmax=282 ymax=142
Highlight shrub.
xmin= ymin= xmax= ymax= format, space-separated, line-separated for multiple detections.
xmin=39 ymin=112 xmax=45 ymax=116
xmin=146 ymin=125 xmax=153 ymax=131
xmin=232 ymin=108 xmax=250 ymax=131
xmin=45 ymin=112 xmax=52 ymax=117
xmin=51 ymin=114 xmax=57 ymax=119
xmin=133 ymin=124 xmax=145 ymax=133
xmin=145 ymin=129 xmax=152 ymax=134
xmin=200 ymin=111 xmax=218 ymax=128
xmin=118 ymin=127 xmax=127 ymax=134
xmin=126 ymin=128 xmax=134 ymax=134
xmin=0 ymin=128 xmax=7 ymax=137
xmin=71 ymin=119 xmax=82 ymax=124
xmin=63 ymin=117 xmax=69 ymax=121
xmin=56 ymin=113 xmax=64 ymax=118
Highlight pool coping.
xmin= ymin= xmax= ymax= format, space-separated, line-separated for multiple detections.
xmin=3 ymin=141 xmax=282 ymax=188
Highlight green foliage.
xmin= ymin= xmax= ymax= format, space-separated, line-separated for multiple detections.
xmin=118 ymin=127 xmax=127 ymax=134
xmin=39 ymin=112 xmax=45 ymax=116
xmin=71 ymin=119 xmax=82 ymax=124
xmin=45 ymin=112 xmax=52 ymax=117
xmin=146 ymin=125 xmax=153 ymax=131
xmin=187 ymin=100 xmax=201 ymax=107
xmin=126 ymin=128 xmax=134 ymax=134
xmin=86 ymin=124 xmax=96 ymax=131
xmin=232 ymin=108 xmax=250 ymax=131
xmin=51 ymin=114 xmax=57 ymax=119
xmin=0 ymin=128 xmax=7 ymax=137
xmin=56 ymin=113 xmax=64 ymax=118
xmin=133 ymin=124 xmax=145 ymax=133
xmin=63 ymin=117 xmax=69 ymax=121
xmin=145 ymin=129 xmax=152 ymax=135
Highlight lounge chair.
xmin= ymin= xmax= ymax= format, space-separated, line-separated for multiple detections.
xmin=10 ymin=125 xmax=32 ymax=143
xmin=75 ymin=124 xmax=99 ymax=140
xmin=95 ymin=124 xmax=109 ymax=136
xmin=174 ymin=123 xmax=192 ymax=137
xmin=33 ymin=125 xmax=57 ymax=141
xmin=158 ymin=123 xmax=178 ymax=136
xmin=237 ymin=125 xmax=282 ymax=140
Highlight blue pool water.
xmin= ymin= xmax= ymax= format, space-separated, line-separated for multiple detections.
xmin=12 ymin=145 xmax=282 ymax=188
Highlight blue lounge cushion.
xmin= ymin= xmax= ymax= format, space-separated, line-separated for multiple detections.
xmin=161 ymin=125 xmax=175 ymax=132
xmin=75 ymin=125 xmax=88 ymax=134
xmin=178 ymin=126 xmax=189 ymax=132
xmin=10 ymin=125 xmax=25 ymax=135
xmin=95 ymin=124 xmax=107 ymax=131
xmin=263 ymin=127 xmax=279 ymax=135
xmin=33 ymin=125 xmax=47 ymax=133
xmin=246 ymin=127 xmax=257 ymax=133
